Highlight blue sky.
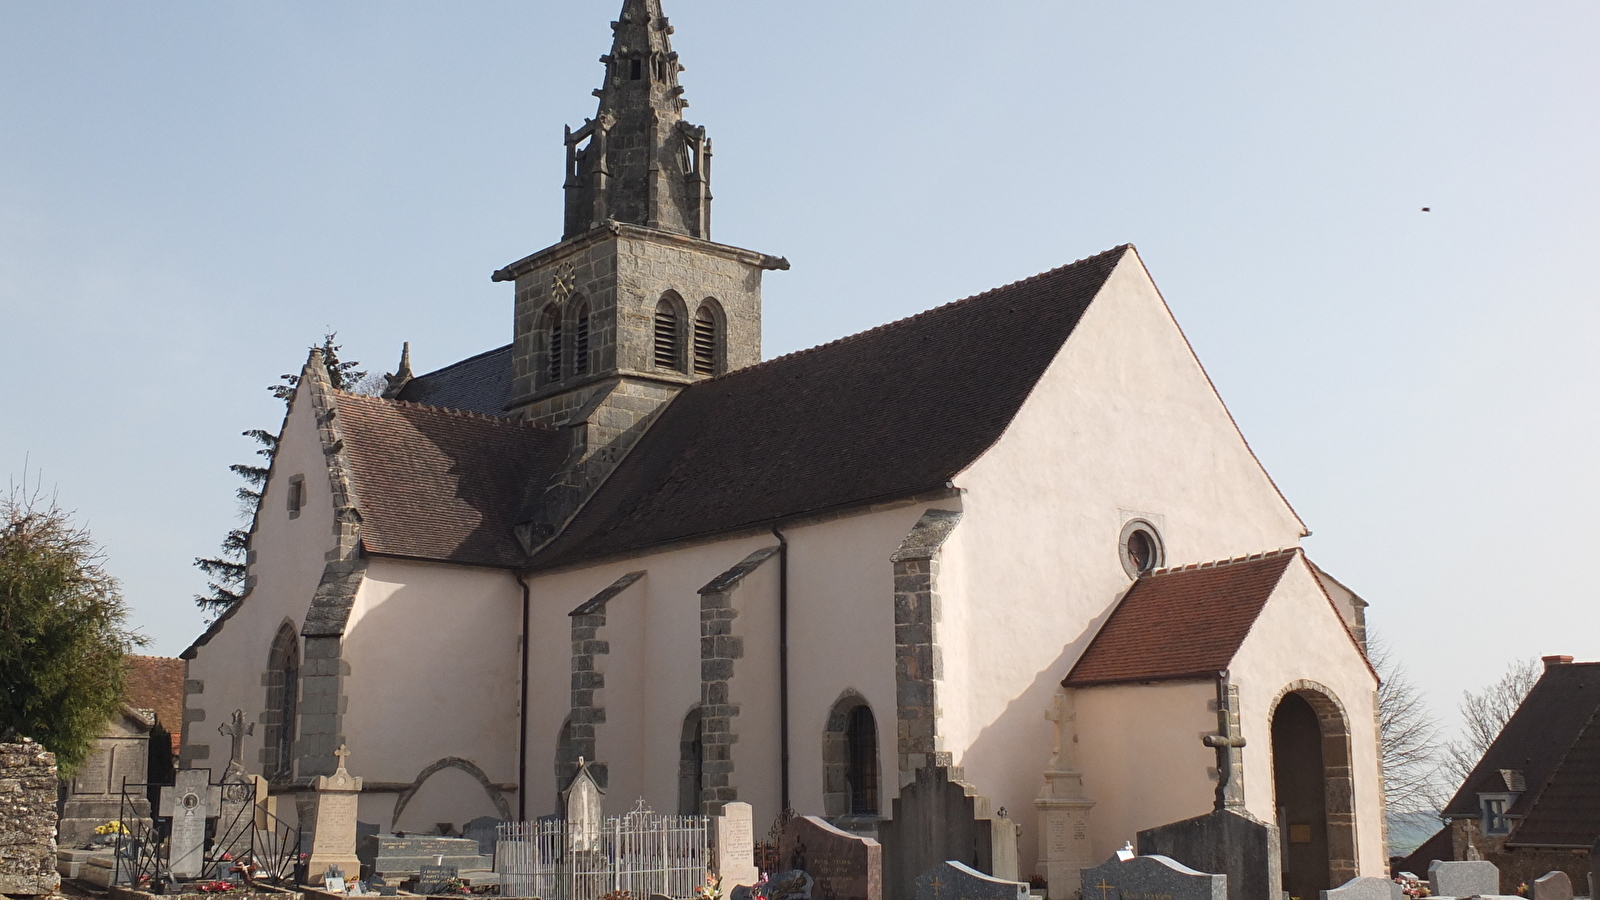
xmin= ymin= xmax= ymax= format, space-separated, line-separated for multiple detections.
xmin=2 ymin=0 xmax=1596 ymax=739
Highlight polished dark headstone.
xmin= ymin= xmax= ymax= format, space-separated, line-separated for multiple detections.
xmin=914 ymin=861 xmax=1028 ymax=900
xmin=1081 ymin=853 xmax=1226 ymax=900
xmin=780 ymin=816 xmax=883 ymax=900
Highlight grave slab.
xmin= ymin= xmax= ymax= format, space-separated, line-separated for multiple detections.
xmin=1533 ymin=872 xmax=1573 ymax=900
xmin=1081 ymin=853 xmax=1226 ymax=900
xmin=1319 ymin=876 xmax=1405 ymax=900
xmin=717 ymin=801 xmax=760 ymax=889
xmin=1429 ymin=861 xmax=1500 ymax=898
xmin=779 ymin=815 xmax=882 ymax=900
xmin=1138 ymin=808 xmax=1279 ymax=900
xmin=915 ymin=861 xmax=1028 ymax=900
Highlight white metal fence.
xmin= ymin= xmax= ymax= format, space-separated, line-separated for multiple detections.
xmin=497 ymin=803 xmax=711 ymax=900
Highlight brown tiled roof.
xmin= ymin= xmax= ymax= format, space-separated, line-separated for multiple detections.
xmin=334 ymin=393 xmax=567 ymax=567
xmin=530 ymin=245 xmax=1131 ymax=569
xmin=394 ymin=344 xmax=513 ymax=416
xmin=1063 ymin=550 xmax=1299 ymax=687
xmin=1392 ymin=825 xmax=1453 ymax=875
xmin=1507 ymin=707 xmax=1600 ymax=847
xmin=124 ymin=656 xmax=184 ymax=749
xmin=1442 ymin=661 xmax=1600 ymax=820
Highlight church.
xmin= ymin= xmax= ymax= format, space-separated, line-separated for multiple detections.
xmin=181 ymin=1 xmax=1387 ymax=895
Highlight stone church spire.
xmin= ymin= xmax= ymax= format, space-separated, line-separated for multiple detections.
xmin=564 ymin=0 xmax=713 ymax=240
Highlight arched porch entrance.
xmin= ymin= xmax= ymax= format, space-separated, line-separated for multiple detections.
xmin=1270 ymin=682 xmax=1358 ymax=898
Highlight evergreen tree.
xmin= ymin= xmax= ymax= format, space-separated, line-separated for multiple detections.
xmin=0 ymin=483 xmax=144 ymax=775
xmin=193 ymin=334 xmax=366 ymax=614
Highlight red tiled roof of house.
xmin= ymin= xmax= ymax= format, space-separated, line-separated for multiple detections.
xmin=334 ymin=393 xmax=568 ymax=568
xmin=1442 ymin=660 xmax=1600 ymax=821
xmin=124 ymin=655 xmax=185 ymax=753
xmin=1063 ymin=550 xmax=1299 ymax=688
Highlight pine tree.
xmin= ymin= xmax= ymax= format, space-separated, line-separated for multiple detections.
xmin=193 ymin=334 xmax=366 ymax=614
xmin=0 ymin=483 xmax=145 ymax=775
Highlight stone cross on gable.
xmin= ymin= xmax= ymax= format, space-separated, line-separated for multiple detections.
xmin=218 ymin=708 xmax=254 ymax=770
xmin=1202 ymin=680 xmax=1247 ymax=810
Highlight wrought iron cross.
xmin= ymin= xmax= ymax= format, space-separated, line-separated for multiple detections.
xmin=218 ymin=708 xmax=254 ymax=766
xmin=1202 ymin=678 xmax=1247 ymax=810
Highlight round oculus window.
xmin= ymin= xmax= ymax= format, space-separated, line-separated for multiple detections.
xmin=1119 ymin=520 xmax=1165 ymax=578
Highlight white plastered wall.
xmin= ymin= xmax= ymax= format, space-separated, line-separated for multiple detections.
xmin=340 ymin=557 xmax=523 ymax=831
xmin=521 ymin=501 xmax=933 ymax=832
xmin=942 ymin=250 xmax=1312 ymax=878
xmin=1231 ymin=557 xmax=1384 ymax=875
xmin=1072 ymin=681 xmax=1218 ymax=860
xmin=183 ymin=380 xmax=337 ymax=777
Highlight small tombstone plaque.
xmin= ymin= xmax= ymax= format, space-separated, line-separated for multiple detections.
xmin=370 ymin=874 xmax=398 ymax=897
xmin=1532 ymin=872 xmax=1573 ymax=900
xmin=158 ymin=769 xmax=222 ymax=879
xmin=1320 ymin=876 xmax=1405 ymax=900
xmin=1429 ymin=860 xmax=1500 ymax=898
xmin=417 ymin=864 xmax=458 ymax=895
xmin=779 ymin=816 xmax=882 ymax=900
xmin=767 ymin=870 xmax=816 ymax=900
xmin=717 ymin=801 xmax=761 ymax=889
xmin=916 ymin=861 xmax=1029 ymax=900
xmin=1081 ymin=853 xmax=1227 ymax=900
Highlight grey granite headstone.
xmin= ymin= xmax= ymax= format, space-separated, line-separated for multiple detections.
xmin=417 ymin=864 xmax=458 ymax=895
xmin=1532 ymin=872 xmax=1573 ymax=900
xmin=916 ymin=861 xmax=1029 ymax=900
xmin=1081 ymin=853 xmax=1227 ymax=900
xmin=1320 ymin=876 xmax=1405 ymax=900
xmin=1138 ymin=807 xmax=1280 ymax=900
xmin=158 ymin=769 xmax=222 ymax=879
xmin=462 ymin=816 xmax=504 ymax=857
xmin=1429 ymin=860 xmax=1500 ymax=898
xmin=879 ymin=765 xmax=1017 ymax=900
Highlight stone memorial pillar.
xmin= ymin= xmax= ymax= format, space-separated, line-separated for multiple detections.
xmin=716 ymin=801 xmax=760 ymax=889
xmin=303 ymin=745 xmax=364 ymax=886
xmin=159 ymin=769 xmax=223 ymax=880
xmin=1036 ymin=690 xmax=1095 ymax=900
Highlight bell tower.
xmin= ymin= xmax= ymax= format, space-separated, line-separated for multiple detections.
xmin=495 ymin=0 xmax=787 ymax=543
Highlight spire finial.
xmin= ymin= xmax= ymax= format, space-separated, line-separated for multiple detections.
xmin=382 ymin=342 xmax=415 ymax=400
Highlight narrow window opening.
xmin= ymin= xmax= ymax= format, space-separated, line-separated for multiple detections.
xmin=654 ymin=300 xmax=680 ymax=371
xmin=574 ymin=302 xmax=591 ymax=376
xmin=546 ymin=309 xmax=564 ymax=383
xmin=630 ymin=58 xmax=643 ymax=81
xmin=287 ymin=475 xmax=305 ymax=518
xmin=846 ymin=705 xmax=879 ymax=815
xmin=693 ymin=306 xmax=717 ymax=376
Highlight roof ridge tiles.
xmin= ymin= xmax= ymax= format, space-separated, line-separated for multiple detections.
xmin=334 ymin=389 xmax=557 ymax=432
xmin=689 ymin=244 xmax=1135 ymax=384
xmin=1150 ymin=546 xmax=1299 ymax=577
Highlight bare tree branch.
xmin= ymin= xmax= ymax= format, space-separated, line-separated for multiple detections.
xmin=1370 ymin=631 xmax=1443 ymax=815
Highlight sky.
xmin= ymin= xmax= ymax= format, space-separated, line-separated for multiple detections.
xmin=2 ymin=0 xmax=1596 ymax=744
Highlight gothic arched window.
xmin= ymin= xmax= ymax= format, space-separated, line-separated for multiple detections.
xmin=693 ymin=302 xmax=721 ymax=376
xmin=678 ymin=706 xmax=704 ymax=816
xmin=823 ymin=693 xmax=880 ymax=819
xmin=654 ymin=295 xmax=684 ymax=372
xmin=264 ymin=623 xmax=299 ymax=780
xmin=845 ymin=705 xmax=879 ymax=815
xmin=572 ymin=299 xmax=591 ymax=376
xmin=543 ymin=305 xmax=564 ymax=384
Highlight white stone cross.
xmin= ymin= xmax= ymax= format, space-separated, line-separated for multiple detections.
xmin=159 ymin=770 xmax=223 ymax=879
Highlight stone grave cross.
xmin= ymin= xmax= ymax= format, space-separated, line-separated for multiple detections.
xmin=218 ymin=709 xmax=254 ymax=774
xmin=1202 ymin=680 xmax=1247 ymax=810
xmin=159 ymin=769 xmax=223 ymax=879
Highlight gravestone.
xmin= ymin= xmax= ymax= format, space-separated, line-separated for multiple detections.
xmin=417 ymin=864 xmax=459 ymax=894
xmin=879 ymin=764 xmax=1018 ymax=900
xmin=463 ymin=816 xmax=504 ymax=857
xmin=1137 ymin=808 xmax=1279 ymax=900
xmin=779 ymin=815 xmax=882 ymax=900
xmin=915 ymin=861 xmax=1028 ymax=900
xmin=303 ymin=745 xmax=364 ymax=886
xmin=564 ymin=758 xmax=605 ymax=853
xmin=1319 ymin=876 xmax=1405 ymax=900
xmin=1081 ymin=853 xmax=1226 ymax=900
xmin=57 ymin=706 xmax=155 ymax=849
xmin=716 ymin=801 xmax=760 ymax=889
xmin=357 ymin=834 xmax=493 ymax=880
xmin=214 ymin=709 xmax=259 ymax=857
xmin=1429 ymin=860 xmax=1500 ymax=898
xmin=159 ymin=768 xmax=222 ymax=879
xmin=1532 ymin=872 xmax=1573 ymax=900
xmin=1036 ymin=691 xmax=1095 ymax=900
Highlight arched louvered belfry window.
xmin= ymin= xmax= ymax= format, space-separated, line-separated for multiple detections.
xmin=654 ymin=294 xmax=684 ymax=372
xmin=572 ymin=298 xmax=591 ymax=376
xmin=543 ymin=304 xmax=564 ymax=384
xmin=693 ymin=302 xmax=720 ymax=376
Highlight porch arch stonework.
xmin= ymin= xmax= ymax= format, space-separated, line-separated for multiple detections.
xmin=1268 ymin=680 xmax=1358 ymax=890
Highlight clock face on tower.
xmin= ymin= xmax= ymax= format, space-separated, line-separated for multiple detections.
xmin=551 ymin=264 xmax=577 ymax=304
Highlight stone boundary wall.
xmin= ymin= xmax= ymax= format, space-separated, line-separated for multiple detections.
xmin=1487 ymin=850 xmax=1589 ymax=896
xmin=0 ymin=741 xmax=62 ymax=896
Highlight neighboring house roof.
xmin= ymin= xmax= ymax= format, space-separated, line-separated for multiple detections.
xmin=393 ymin=344 xmax=514 ymax=416
xmin=1442 ymin=661 xmax=1600 ymax=820
xmin=530 ymin=245 xmax=1131 ymax=569
xmin=124 ymin=655 xmax=184 ymax=733
xmin=1506 ymin=705 xmax=1600 ymax=848
xmin=1063 ymin=550 xmax=1300 ymax=688
xmin=334 ymin=393 xmax=568 ymax=567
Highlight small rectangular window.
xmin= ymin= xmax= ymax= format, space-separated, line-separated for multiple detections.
xmin=630 ymin=58 xmax=643 ymax=81
xmin=287 ymin=475 xmax=305 ymax=518
xmin=1482 ymin=798 xmax=1508 ymax=835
